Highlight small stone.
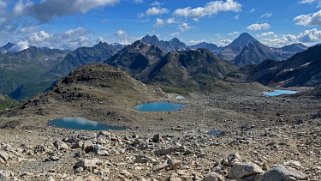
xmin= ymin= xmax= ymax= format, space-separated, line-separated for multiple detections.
xmin=82 ymin=140 xmax=93 ymax=153
xmin=74 ymin=158 xmax=103 ymax=170
xmin=121 ymin=170 xmax=133 ymax=178
xmin=47 ymin=176 xmax=55 ymax=181
xmin=152 ymin=134 xmax=161 ymax=143
xmin=0 ymin=151 xmax=9 ymax=163
xmin=202 ymin=172 xmax=225 ymax=181
xmin=53 ymin=140 xmax=69 ymax=150
xmin=222 ymin=153 xmax=241 ymax=166
xmin=78 ymin=133 xmax=97 ymax=140
xmin=134 ymin=155 xmax=151 ymax=164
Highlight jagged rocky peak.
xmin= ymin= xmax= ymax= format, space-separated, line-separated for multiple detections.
xmin=228 ymin=32 xmax=258 ymax=48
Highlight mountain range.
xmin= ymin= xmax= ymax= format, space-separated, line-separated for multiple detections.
xmin=245 ymin=44 xmax=321 ymax=87
xmin=0 ymin=46 xmax=68 ymax=100
xmin=141 ymin=35 xmax=188 ymax=52
xmin=0 ymin=32 xmax=313 ymax=100
xmin=106 ymin=40 xmax=236 ymax=93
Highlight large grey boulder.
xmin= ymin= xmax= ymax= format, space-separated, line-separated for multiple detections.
xmin=229 ymin=162 xmax=264 ymax=179
xmin=259 ymin=165 xmax=308 ymax=181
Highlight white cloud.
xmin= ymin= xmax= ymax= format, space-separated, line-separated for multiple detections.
xmin=154 ymin=18 xmax=175 ymax=27
xmin=29 ymin=31 xmax=51 ymax=42
xmin=150 ymin=1 xmax=161 ymax=7
xmin=294 ymin=9 xmax=321 ymax=26
xmin=250 ymin=8 xmax=255 ymax=13
xmin=114 ymin=29 xmax=130 ymax=45
xmin=179 ymin=23 xmax=192 ymax=31
xmin=299 ymin=0 xmax=315 ymax=4
xmin=115 ymin=29 xmax=126 ymax=36
xmin=9 ymin=41 xmax=29 ymax=52
xmin=247 ymin=23 xmax=271 ymax=31
xmin=260 ymin=12 xmax=272 ymax=19
xmin=173 ymin=0 xmax=241 ymax=20
xmin=299 ymin=28 xmax=321 ymax=42
xmin=145 ymin=6 xmax=168 ymax=16
xmin=258 ymin=28 xmax=321 ymax=47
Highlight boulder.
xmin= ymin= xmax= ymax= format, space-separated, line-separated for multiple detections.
xmin=259 ymin=165 xmax=308 ymax=181
xmin=53 ymin=140 xmax=69 ymax=150
xmin=230 ymin=162 xmax=263 ymax=179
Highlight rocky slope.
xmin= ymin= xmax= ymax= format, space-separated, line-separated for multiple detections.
xmin=0 ymin=63 xmax=165 ymax=128
xmin=106 ymin=41 xmax=165 ymax=80
xmin=0 ymin=94 xmax=16 ymax=110
xmin=231 ymin=41 xmax=282 ymax=67
xmin=0 ymin=82 xmax=320 ymax=180
xmin=246 ymin=44 xmax=321 ymax=87
xmin=147 ymin=49 xmax=237 ymax=93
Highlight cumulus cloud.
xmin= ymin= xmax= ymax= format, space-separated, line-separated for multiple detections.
xmin=114 ymin=29 xmax=130 ymax=45
xmin=154 ymin=18 xmax=175 ymax=27
xmin=9 ymin=40 xmax=29 ymax=52
xmin=29 ymin=30 xmax=51 ymax=42
xmin=3 ymin=0 xmax=119 ymax=23
xmin=179 ymin=23 xmax=192 ymax=31
xmin=294 ymin=9 xmax=321 ymax=26
xmin=115 ymin=29 xmax=126 ymax=36
xmin=145 ymin=6 xmax=168 ymax=16
xmin=247 ymin=23 xmax=271 ymax=31
xmin=258 ymin=28 xmax=321 ymax=47
xmin=173 ymin=0 xmax=241 ymax=20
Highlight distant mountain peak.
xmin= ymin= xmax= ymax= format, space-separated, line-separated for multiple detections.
xmin=142 ymin=35 xmax=160 ymax=44
xmin=141 ymin=35 xmax=187 ymax=52
xmin=228 ymin=32 xmax=258 ymax=48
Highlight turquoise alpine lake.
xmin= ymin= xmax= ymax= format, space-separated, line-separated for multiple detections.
xmin=134 ymin=102 xmax=185 ymax=112
xmin=263 ymin=90 xmax=297 ymax=97
xmin=48 ymin=117 xmax=126 ymax=131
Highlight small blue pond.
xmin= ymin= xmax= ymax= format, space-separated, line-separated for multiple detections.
xmin=263 ymin=90 xmax=297 ymax=97
xmin=134 ymin=102 xmax=185 ymax=112
xmin=48 ymin=117 xmax=126 ymax=131
xmin=207 ymin=130 xmax=225 ymax=137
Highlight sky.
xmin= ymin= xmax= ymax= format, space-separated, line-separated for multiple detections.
xmin=1 ymin=0 xmax=321 ymax=51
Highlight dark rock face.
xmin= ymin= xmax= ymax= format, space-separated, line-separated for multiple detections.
xmin=47 ymin=42 xmax=124 ymax=79
xmin=246 ymin=44 xmax=321 ymax=87
xmin=231 ymin=41 xmax=282 ymax=67
xmin=141 ymin=35 xmax=188 ymax=52
xmin=190 ymin=42 xmax=220 ymax=54
xmin=106 ymin=42 xmax=236 ymax=92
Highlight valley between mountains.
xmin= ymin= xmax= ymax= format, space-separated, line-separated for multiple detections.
xmin=0 ymin=33 xmax=321 ymax=181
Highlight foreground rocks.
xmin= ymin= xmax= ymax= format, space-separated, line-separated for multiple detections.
xmin=0 ymin=127 xmax=317 ymax=181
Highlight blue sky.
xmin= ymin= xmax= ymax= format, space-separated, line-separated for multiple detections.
xmin=0 ymin=0 xmax=321 ymax=50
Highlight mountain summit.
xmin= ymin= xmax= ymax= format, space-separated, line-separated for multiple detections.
xmin=228 ymin=33 xmax=258 ymax=49
xmin=219 ymin=33 xmax=259 ymax=61
xmin=141 ymin=35 xmax=188 ymax=52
